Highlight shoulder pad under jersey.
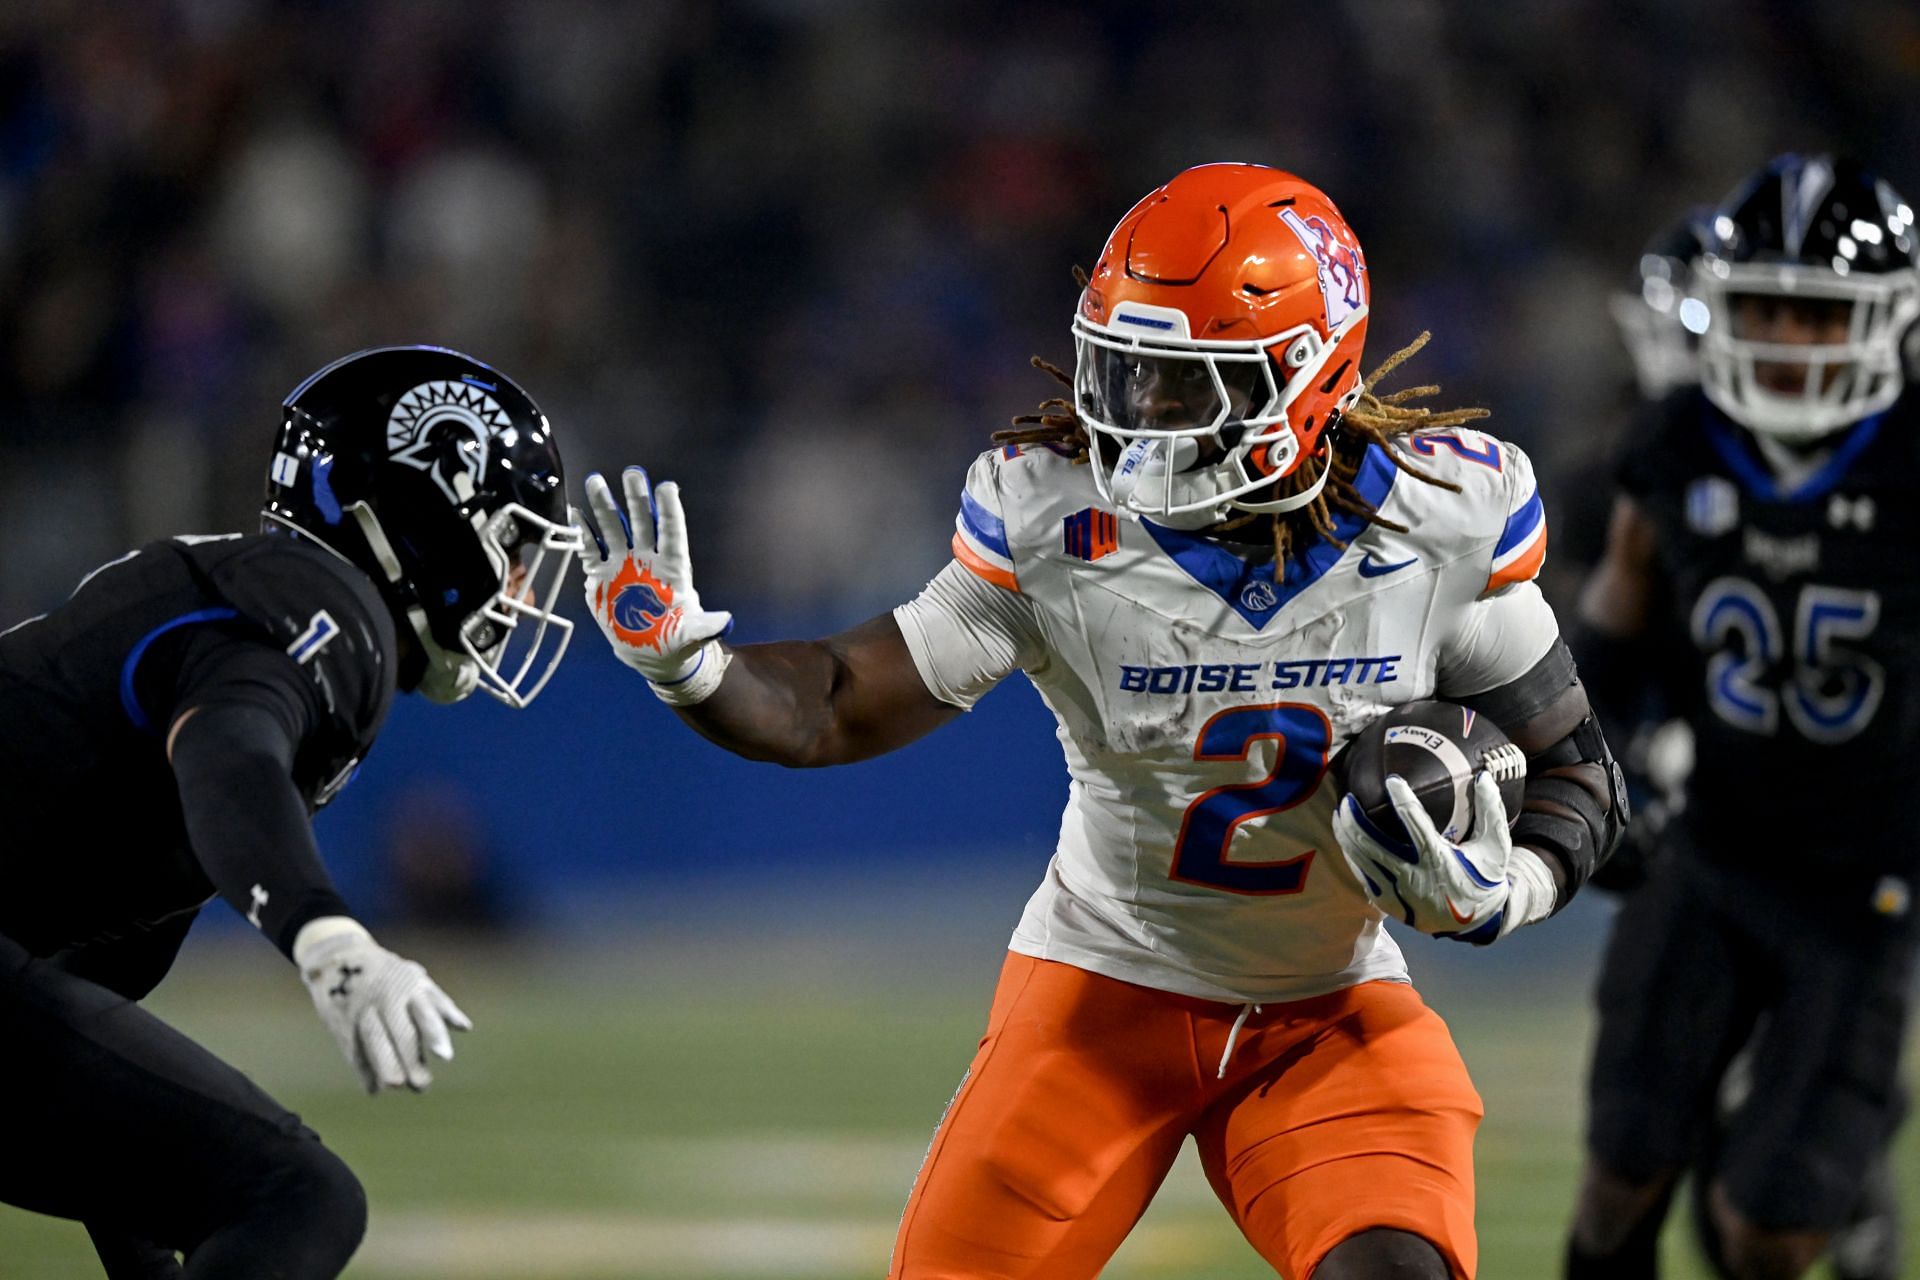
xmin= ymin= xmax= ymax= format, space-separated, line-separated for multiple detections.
xmin=184 ymin=535 xmax=399 ymax=748
xmin=950 ymin=443 xmax=1098 ymax=593
xmin=1379 ymin=428 xmax=1547 ymax=597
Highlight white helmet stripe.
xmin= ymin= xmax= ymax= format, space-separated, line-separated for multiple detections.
xmin=1783 ymin=155 xmax=1835 ymax=259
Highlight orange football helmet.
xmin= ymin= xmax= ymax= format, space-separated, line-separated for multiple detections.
xmin=1075 ymin=163 xmax=1370 ymax=526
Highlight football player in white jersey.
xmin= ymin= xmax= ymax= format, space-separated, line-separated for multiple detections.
xmin=578 ymin=163 xmax=1626 ymax=1279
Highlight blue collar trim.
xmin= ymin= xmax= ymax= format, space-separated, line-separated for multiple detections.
xmin=1703 ymin=408 xmax=1883 ymax=504
xmin=1140 ymin=444 xmax=1398 ymax=629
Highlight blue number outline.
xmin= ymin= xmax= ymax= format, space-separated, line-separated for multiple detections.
xmin=1690 ymin=577 xmax=1883 ymax=743
xmin=1408 ymin=433 xmax=1502 ymax=470
xmin=1690 ymin=575 xmax=1782 ymax=735
xmin=1785 ymin=585 xmax=1883 ymax=743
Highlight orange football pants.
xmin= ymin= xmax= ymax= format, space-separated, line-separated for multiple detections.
xmin=888 ymin=953 xmax=1481 ymax=1279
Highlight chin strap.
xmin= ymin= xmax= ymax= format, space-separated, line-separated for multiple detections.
xmin=1226 ymin=438 xmax=1335 ymax=516
xmin=1114 ymin=437 xmax=1335 ymax=527
xmin=407 ymin=605 xmax=480 ymax=704
xmin=346 ymin=500 xmax=480 ymax=704
xmin=345 ymin=501 xmax=406 ymax=583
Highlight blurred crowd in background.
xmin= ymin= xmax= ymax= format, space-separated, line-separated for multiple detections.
xmin=3 ymin=1 xmax=1919 ymax=927
xmin=5 ymin=0 xmax=1919 ymax=627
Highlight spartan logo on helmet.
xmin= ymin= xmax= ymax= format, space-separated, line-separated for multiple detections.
xmin=386 ymin=380 xmax=512 ymax=504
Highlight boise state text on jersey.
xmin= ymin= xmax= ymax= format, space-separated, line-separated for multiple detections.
xmin=896 ymin=427 xmax=1560 ymax=1003
xmin=1117 ymin=656 xmax=1405 ymax=693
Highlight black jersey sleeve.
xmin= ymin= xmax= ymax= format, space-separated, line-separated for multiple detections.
xmin=137 ymin=622 xmax=316 ymax=764
xmin=146 ymin=620 xmax=359 ymax=954
xmin=118 ymin=537 xmax=398 ymax=957
xmin=182 ymin=535 xmax=400 ymax=797
xmin=165 ymin=665 xmax=352 ymax=956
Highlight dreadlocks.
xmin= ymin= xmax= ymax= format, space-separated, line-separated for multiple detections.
xmin=992 ymin=330 xmax=1488 ymax=566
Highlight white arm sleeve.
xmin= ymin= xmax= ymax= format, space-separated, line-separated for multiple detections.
xmin=1435 ymin=578 xmax=1562 ymax=698
xmin=892 ymin=561 xmax=1046 ymax=710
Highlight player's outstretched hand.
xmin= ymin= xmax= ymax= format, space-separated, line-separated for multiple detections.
xmin=573 ymin=467 xmax=733 ymax=685
xmin=1333 ymin=771 xmax=1515 ymax=943
xmin=294 ymin=917 xmax=472 ymax=1094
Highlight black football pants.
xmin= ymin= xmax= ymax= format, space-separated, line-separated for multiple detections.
xmin=0 ymin=931 xmax=365 ymax=1278
xmin=1585 ymin=855 xmax=1915 ymax=1230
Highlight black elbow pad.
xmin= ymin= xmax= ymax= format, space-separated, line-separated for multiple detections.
xmin=1459 ymin=640 xmax=1631 ymax=902
xmin=1512 ymin=715 xmax=1630 ymax=900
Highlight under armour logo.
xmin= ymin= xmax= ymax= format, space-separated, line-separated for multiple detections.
xmin=329 ymin=964 xmax=364 ymax=1000
xmin=246 ymin=884 xmax=269 ymax=929
xmin=1827 ymin=494 xmax=1875 ymax=532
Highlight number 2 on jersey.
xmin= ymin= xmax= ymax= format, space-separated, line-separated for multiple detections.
xmin=1171 ymin=702 xmax=1331 ymax=895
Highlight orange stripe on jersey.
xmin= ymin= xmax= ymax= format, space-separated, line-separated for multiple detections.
xmin=952 ymin=531 xmax=1020 ymax=592
xmin=1485 ymin=523 xmax=1547 ymax=593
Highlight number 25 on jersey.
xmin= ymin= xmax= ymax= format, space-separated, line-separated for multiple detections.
xmin=1692 ymin=577 xmax=1883 ymax=744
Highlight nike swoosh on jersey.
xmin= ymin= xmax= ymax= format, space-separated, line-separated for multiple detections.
xmin=1357 ymin=553 xmax=1417 ymax=578
xmin=1446 ymin=896 xmax=1476 ymax=924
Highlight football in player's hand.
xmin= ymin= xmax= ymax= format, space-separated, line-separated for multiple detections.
xmin=1334 ymin=700 xmax=1527 ymax=850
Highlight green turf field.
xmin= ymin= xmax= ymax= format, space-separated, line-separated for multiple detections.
xmin=3 ymin=931 xmax=1913 ymax=1278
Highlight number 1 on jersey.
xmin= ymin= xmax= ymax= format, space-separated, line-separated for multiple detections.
xmin=1171 ymin=702 xmax=1331 ymax=895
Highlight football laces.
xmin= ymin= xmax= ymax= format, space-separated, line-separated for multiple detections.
xmin=1481 ymin=741 xmax=1527 ymax=784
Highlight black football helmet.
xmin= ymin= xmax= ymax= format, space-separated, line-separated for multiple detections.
xmin=1697 ymin=154 xmax=1920 ymax=440
xmin=262 ymin=345 xmax=581 ymax=707
xmin=1610 ymin=206 xmax=1715 ymax=400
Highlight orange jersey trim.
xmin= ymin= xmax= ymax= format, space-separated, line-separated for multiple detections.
xmin=951 ymin=531 xmax=1020 ymax=592
xmin=1485 ymin=523 xmax=1547 ymax=593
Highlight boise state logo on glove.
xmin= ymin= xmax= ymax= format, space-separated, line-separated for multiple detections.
xmin=597 ymin=559 xmax=681 ymax=652
xmin=575 ymin=467 xmax=734 ymax=691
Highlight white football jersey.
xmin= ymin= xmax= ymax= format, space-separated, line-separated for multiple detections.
xmin=894 ymin=429 xmax=1558 ymax=1004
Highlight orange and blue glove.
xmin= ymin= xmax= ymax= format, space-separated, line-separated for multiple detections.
xmin=574 ymin=467 xmax=733 ymax=703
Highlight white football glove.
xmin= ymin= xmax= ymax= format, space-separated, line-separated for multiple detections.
xmin=293 ymin=917 xmax=472 ymax=1093
xmin=1332 ymin=772 xmax=1554 ymax=943
xmin=575 ymin=468 xmax=733 ymax=695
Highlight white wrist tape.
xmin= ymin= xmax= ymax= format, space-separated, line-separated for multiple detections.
xmin=1498 ymin=846 xmax=1559 ymax=938
xmin=647 ymin=639 xmax=732 ymax=706
xmin=292 ymin=915 xmax=371 ymax=966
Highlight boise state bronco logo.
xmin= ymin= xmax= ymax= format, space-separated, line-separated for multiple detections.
xmin=1279 ymin=208 xmax=1366 ymax=331
xmin=598 ymin=559 xmax=680 ymax=651
xmin=1240 ymin=580 xmax=1279 ymax=612
xmin=387 ymin=380 xmax=511 ymax=505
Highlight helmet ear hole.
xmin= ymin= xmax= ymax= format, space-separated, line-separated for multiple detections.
xmin=1264 ymin=432 xmax=1301 ymax=475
